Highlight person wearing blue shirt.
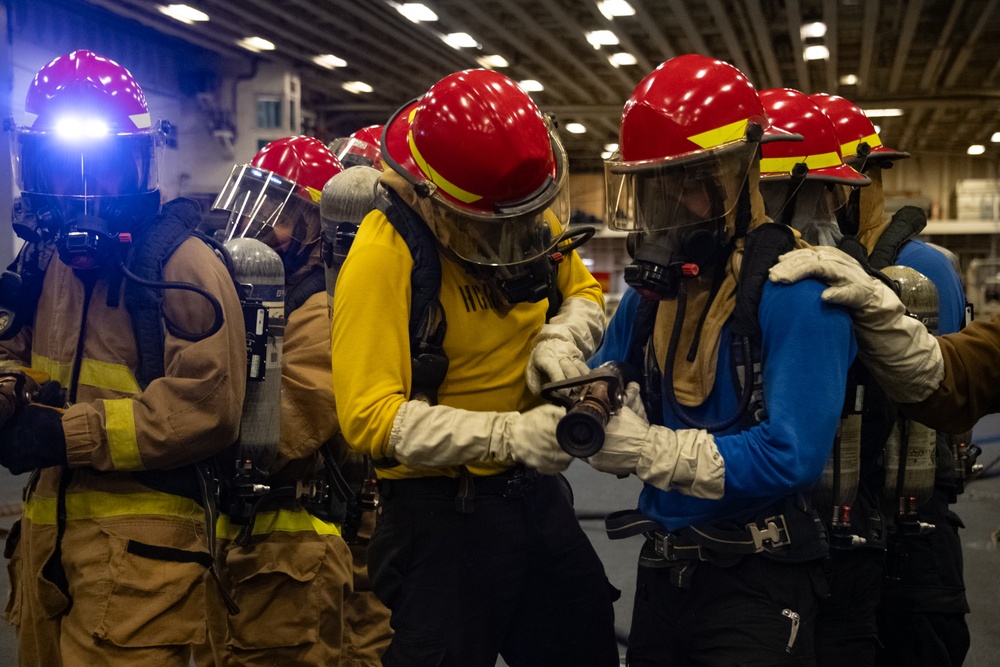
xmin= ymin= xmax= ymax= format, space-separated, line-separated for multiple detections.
xmin=584 ymin=54 xmax=857 ymax=666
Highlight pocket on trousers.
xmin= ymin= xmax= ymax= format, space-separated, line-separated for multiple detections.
xmin=94 ymin=533 xmax=210 ymax=647
xmin=384 ymin=631 xmax=448 ymax=667
xmin=3 ymin=520 xmax=22 ymax=627
xmin=225 ymin=539 xmax=327 ymax=650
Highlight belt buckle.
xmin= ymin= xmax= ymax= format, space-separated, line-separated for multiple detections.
xmin=748 ymin=514 xmax=790 ymax=552
xmin=503 ymin=469 xmax=535 ymax=498
xmin=649 ymin=531 xmax=699 ymax=561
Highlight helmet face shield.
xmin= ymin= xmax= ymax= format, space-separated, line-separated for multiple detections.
xmin=330 ymin=136 xmax=381 ymax=170
xmin=605 ymin=140 xmax=757 ymax=233
xmin=760 ymin=179 xmax=846 ymax=246
xmin=215 ymin=164 xmax=322 ymax=249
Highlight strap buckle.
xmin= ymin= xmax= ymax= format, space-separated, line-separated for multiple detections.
xmin=649 ymin=531 xmax=704 ymax=561
xmin=748 ymin=514 xmax=790 ymax=552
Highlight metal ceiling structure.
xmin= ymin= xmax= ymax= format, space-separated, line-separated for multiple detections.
xmin=85 ymin=0 xmax=1000 ymax=171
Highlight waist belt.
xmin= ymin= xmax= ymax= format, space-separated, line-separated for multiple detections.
xmin=379 ymin=466 xmax=540 ymax=503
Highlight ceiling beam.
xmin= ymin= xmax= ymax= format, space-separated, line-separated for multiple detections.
xmin=784 ymin=0 xmax=810 ymax=92
xmin=630 ymin=0 xmax=677 ymax=63
xmin=857 ymin=0 xmax=879 ymax=95
xmin=743 ymin=0 xmax=783 ymax=89
xmin=918 ymin=0 xmax=965 ymax=91
xmin=582 ymin=1 xmax=656 ymax=75
xmin=942 ymin=0 xmax=1000 ymax=88
xmin=822 ymin=0 xmax=838 ymax=93
xmin=665 ymin=0 xmax=710 ymax=55
xmin=887 ymin=0 xmax=923 ymax=94
xmin=705 ymin=0 xmax=753 ymax=78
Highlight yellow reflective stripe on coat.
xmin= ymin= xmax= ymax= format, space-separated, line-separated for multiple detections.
xmin=24 ymin=491 xmax=204 ymax=525
xmin=687 ymin=118 xmax=749 ymax=150
xmin=840 ymin=132 xmax=883 ymax=161
xmin=105 ymin=398 xmax=144 ymax=470
xmin=31 ymin=354 xmax=140 ymax=395
xmin=759 ymin=151 xmax=844 ymax=175
xmin=216 ymin=508 xmax=342 ymax=539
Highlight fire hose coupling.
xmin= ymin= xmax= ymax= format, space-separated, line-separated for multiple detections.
xmin=540 ymin=361 xmax=626 ymax=458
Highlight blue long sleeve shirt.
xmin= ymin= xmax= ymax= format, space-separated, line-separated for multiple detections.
xmin=896 ymin=239 xmax=965 ymax=335
xmin=591 ymin=279 xmax=857 ymax=532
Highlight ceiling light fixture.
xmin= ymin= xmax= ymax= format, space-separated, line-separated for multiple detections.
xmin=803 ymin=45 xmax=829 ymax=61
xmin=991 ymin=132 xmax=1000 ymax=143
xmin=442 ymin=32 xmax=478 ymax=48
xmin=158 ymin=4 xmax=208 ymax=24
xmin=800 ymin=22 xmax=827 ymax=39
xmin=608 ymin=52 xmax=637 ymax=67
xmin=864 ymin=108 xmax=904 ymax=118
xmin=237 ymin=36 xmax=275 ymax=52
xmin=565 ymin=122 xmax=587 ymax=134
xmin=585 ymin=30 xmax=619 ymax=49
xmin=394 ymin=3 xmax=438 ymax=22
xmin=600 ymin=151 xmax=614 ymax=160
xmin=476 ymin=54 xmax=509 ymax=69
xmin=342 ymin=81 xmax=374 ymax=94
xmin=968 ymin=144 xmax=986 ymax=155
xmin=598 ymin=0 xmax=635 ymax=20
xmin=604 ymin=143 xmax=619 ymax=153
xmin=839 ymin=74 xmax=859 ymax=86
xmin=519 ymin=79 xmax=544 ymax=92
xmin=313 ymin=54 xmax=347 ymax=69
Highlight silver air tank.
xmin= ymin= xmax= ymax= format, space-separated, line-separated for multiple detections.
xmin=225 ymin=237 xmax=285 ymax=472
xmin=881 ymin=265 xmax=938 ymax=512
xmin=319 ymin=166 xmax=382 ymax=312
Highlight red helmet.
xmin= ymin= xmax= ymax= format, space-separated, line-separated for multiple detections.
xmin=382 ymin=69 xmax=570 ymax=269
xmin=606 ymin=54 xmax=791 ymax=233
xmin=808 ymin=94 xmax=909 ymax=168
xmin=11 ymin=50 xmax=164 ymax=230
xmin=214 ymin=136 xmax=343 ymax=271
xmin=329 ymin=125 xmax=384 ymax=170
xmin=759 ymin=89 xmax=869 ymax=185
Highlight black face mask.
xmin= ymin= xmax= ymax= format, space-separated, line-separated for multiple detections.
xmin=55 ymin=215 xmax=119 ymax=271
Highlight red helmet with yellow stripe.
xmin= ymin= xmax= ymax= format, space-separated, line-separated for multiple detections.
xmin=605 ymin=54 xmax=790 ymax=233
xmin=808 ymin=93 xmax=909 ymax=169
xmin=213 ymin=136 xmax=343 ymax=272
xmin=382 ymin=69 xmax=570 ymax=271
xmin=329 ymin=125 xmax=384 ymax=170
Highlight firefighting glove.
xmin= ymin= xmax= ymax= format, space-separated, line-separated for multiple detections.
xmin=526 ymin=297 xmax=606 ymax=395
xmin=388 ymin=400 xmax=574 ymax=475
xmin=0 ymin=404 xmax=67 ymax=475
xmin=587 ymin=393 xmax=725 ymax=499
xmin=769 ymin=247 xmax=944 ymax=403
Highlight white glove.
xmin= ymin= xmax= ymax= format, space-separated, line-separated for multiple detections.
xmin=526 ymin=297 xmax=606 ymax=395
xmin=587 ymin=403 xmax=725 ymax=499
xmin=769 ymin=247 xmax=944 ymax=403
xmin=388 ymin=400 xmax=573 ymax=475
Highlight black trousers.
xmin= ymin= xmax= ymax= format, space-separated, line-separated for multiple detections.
xmin=815 ymin=548 xmax=884 ymax=667
xmin=627 ymin=545 xmax=827 ymax=666
xmin=368 ymin=472 xmax=620 ymax=667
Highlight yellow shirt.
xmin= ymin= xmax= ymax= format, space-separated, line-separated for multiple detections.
xmin=331 ymin=209 xmax=603 ymax=479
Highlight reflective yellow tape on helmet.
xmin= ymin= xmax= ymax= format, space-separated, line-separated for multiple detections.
xmin=408 ymin=109 xmax=482 ymax=204
xmin=216 ymin=508 xmax=342 ymax=539
xmin=840 ymin=132 xmax=882 ymax=160
xmin=32 ymin=354 xmax=141 ymax=395
xmin=105 ymin=398 xmax=144 ymax=471
xmin=759 ymin=151 xmax=844 ymax=175
xmin=304 ymin=185 xmax=322 ymax=203
xmin=25 ymin=491 xmax=205 ymax=525
xmin=687 ymin=118 xmax=750 ymax=150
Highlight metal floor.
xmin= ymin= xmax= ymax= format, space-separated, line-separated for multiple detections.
xmin=0 ymin=416 xmax=997 ymax=666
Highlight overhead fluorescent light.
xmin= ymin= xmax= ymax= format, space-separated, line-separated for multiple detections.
xmin=601 ymin=150 xmax=614 ymax=159
xmin=394 ymin=3 xmax=438 ymax=22
xmin=604 ymin=142 xmax=619 ymax=152
xmin=158 ymin=4 xmax=209 ymax=24
xmin=608 ymin=52 xmax=637 ymax=67
xmin=800 ymin=22 xmax=827 ymax=39
xmin=565 ymin=122 xmax=587 ymax=134
xmin=519 ymin=79 xmax=544 ymax=92
xmin=864 ymin=108 xmax=904 ymax=118
xmin=586 ymin=30 xmax=619 ymax=49
xmin=342 ymin=81 xmax=373 ymax=94
xmin=442 ymin=32 xmax=478 ymax=48
xmin=476 ymin=54 xmax=509 ymax=69
xmin=598 ymin=1 xmax=635 ymax=19
xmin=237 ymin=36 xmax=275 ymax=52
xmin=313 ymin=54 xmax=347 ymax=69
xmin=968 ymin=144 xmax=986 ymax=155
xmin=839 ymin=74 xmax=859 ymax=86
xmin=803 ymin=45 xmax=829 ymax=61
xmin=991 ymin=131 xmax=1000 ymax=143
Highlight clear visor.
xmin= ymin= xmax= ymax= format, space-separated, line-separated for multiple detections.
xmin=759 ymin=180 xmax=847 ymax=246
xmin=604 ymin=140 xmax=757 ymax=232
xmin=214 ymin=164 xmax=322 ymax=248
xmin=330 ymin=137 xmax=380 ymax=169
xmin=426 ymin=129 xmax=571 ymax=267
xmin=13 ymin=128 xmax=162 ymax=198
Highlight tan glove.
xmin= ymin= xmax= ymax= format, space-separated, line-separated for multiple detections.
xmin=388 ymin=400 xmax=573 ymax=475
xmin=769 ymin=246 xmax=944 ymax=403
xmin=587 ymin=395 xmax=725 ymax=499
xmin=526 ymin=297 xmax=606 ymax=395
